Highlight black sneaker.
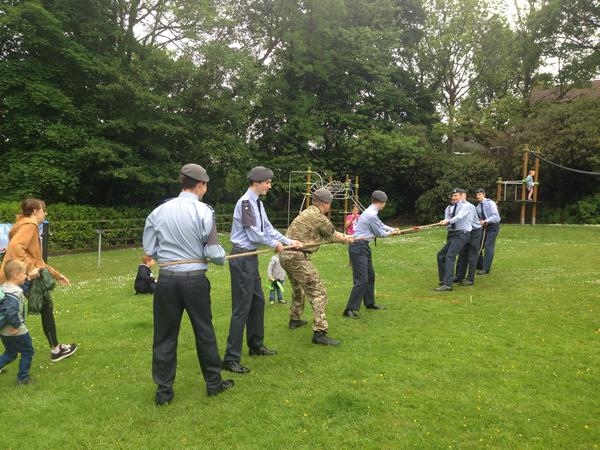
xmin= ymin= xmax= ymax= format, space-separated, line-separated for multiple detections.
xmin=50 ymin=343 xmax=78 ymax=363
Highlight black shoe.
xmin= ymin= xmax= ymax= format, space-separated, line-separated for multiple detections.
xmin=477 ymin=270 xmax=489 ymax=275
xmin=312 ymin=331 xmax=341 ymax=346
xmin=16 ymin=376 xmax=32 ymax=386
xmin=434 ymin=285 xmax=453 ymax=291
xmin=222 ymin=360 xmax=250 ymax=374
xmin=461 ymin=280 xmax=474 ymax=286
xmin=155 ymin=394 xmax=174 ymax=406
xmin=249 ymin=345 xmax=278 ymax=356
xmin=365 ymin=304 xmax=386 ymax=310
xmin=208 ymin=379 xmax=234 ymax=397
xmin=289 ymin=319 xmax=308 ymax=329
xmin=342 ymin=310 xmax=360 ymax=319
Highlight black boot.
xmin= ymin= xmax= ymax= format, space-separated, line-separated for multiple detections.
xmin=289 ymin=319 xmax=308 ymax=329
xmin=312 ymin=331 xmax=341 ymax=346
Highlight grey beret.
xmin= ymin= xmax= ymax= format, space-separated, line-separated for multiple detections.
xmin=450 ymin=187 xmax=466 ymax=195
xmin=181 ymin=163 xmax=209 ymax=182
xmin=313 ymin=188 xmax=333 ymax=203
xmin=247 ymin=166 xmax=274 ymax=182
xmin=371 ymin=190 xmax=388 ymax=202
xmin=475 ymin=188 xmax=485 ymax=194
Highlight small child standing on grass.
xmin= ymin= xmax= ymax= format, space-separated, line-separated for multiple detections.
xmin=0 ymin=260 xmax=35 ymax=385
xmin=267 ymin=254 xmax=286 ymax=304
xmin=134 ymin=254 xmax=157 ymax=294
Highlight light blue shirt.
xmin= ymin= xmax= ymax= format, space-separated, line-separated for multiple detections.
xmin=230 ymin=188 xmax=291 ymax=250
xmin=353 ymin=205 xmax=395 ymax=241
xmin=444 ymin=200 xmax=475 ymax=232
xmin=477 ymin=198 xmax=501 ymax=224
xmin=466 ymin=202 xmax=482 ymax=230
xmin=143 ymin=192 xmax=226 ymax=271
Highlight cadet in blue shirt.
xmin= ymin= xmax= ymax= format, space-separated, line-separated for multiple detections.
xmin=474 ymin=188 xmax=501 ymax=274
xmin=435 ymin=188 xmax=475 ymax=291
xmin=222 ymin=166 xmax=301 ymax=374
xmin=454 ymin=190 xmax=482 ymax=286
xmin=143 ymin=163 xmax=232 ymax=405
xmin=343 ymin=190 xmax=398 ymax=318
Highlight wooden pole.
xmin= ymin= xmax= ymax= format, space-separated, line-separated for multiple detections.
xmin=496 ymin=177 xmax=503 ymax=203
xmin=305 ymin=166 xmax=312 ymax=209
xmin=354 ymin=175 xmax=360 ymax=204
xmin=343 ymin=175 xmax=350 ymax=233
xmin=327 ymin=174 xmax=333 ymax=221
xmin=520 ymin=147 xmax=529 ymax=225
xmin=531 ymin=150 xmax=541 ymax=225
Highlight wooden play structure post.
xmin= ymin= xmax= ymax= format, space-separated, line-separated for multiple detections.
xmin=495 ymin=146 xmax=540 ymax=225
xmin=326 ymin=174 xmax=333 ymax=219
xmin=520 ymin=147 xmax=529 ymax=224
xmin=531 ymin=149 xmax=541 ymax=225
xmin=517 ymin=146 xmax=541 ymax=225
xmin=495 ymin=177 xmax=503 ymax=202
xmin=343 ymin=175 xmax=350 ymax=233
xmin=305 ymin=166 xmax=312 ymax=209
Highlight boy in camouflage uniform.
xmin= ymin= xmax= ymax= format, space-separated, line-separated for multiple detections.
xmin=279 ymin=188 xmax=354 ymax=346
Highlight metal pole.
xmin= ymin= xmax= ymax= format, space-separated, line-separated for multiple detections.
xmin=96 ymin=229 xmax=103 ymax=267
xmin=41 ymin=220 xmax=49 ymax=263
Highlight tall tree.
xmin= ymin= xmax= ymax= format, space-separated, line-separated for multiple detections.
xmin=537 ymin=0 xmax=600 ymax=85
xmin=417 ymin=0 xmax=505 ymax=151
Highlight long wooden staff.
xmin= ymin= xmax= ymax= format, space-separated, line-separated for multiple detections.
xmin=224 ymin=240 xmax=340 ymax=260
xmin=173 ymin=222 xmax=444 ymax=263
xmin=390 ymin=222 xmax=443 ymax=235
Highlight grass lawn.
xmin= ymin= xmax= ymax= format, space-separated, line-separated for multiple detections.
xmin=1 ymin=225 xmax=599 ymax=449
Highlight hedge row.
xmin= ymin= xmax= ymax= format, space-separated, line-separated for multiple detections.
xmin=1 ymin=198 xmax=382 ymax=252
xmin=0 ymin=202 xmax=152 ymax=251
xmin=0 ymin=202 xmax=292 ymax=252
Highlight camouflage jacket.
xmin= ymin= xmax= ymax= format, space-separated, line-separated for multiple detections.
xmin=286 ymin=205 xmax=336 ymax=253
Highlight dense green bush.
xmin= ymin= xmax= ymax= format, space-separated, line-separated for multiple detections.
xmin=538 ymin=192 xmax=600 ymax=224
xmin=414 ymin=153 xmax=499 ymax=223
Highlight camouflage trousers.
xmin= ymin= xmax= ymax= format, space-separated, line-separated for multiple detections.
xmin=279 ymin=250 xmax=328 ymax=332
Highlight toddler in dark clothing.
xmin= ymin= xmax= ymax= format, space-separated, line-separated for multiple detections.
xmin=134 ymin=255 xmax=156 ymax=294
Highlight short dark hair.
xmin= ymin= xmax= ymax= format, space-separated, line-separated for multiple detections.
xmin=312 ymin=197 xmax=326 ymax=207
xmin=179 ymin=174 xmax=203 ymax=190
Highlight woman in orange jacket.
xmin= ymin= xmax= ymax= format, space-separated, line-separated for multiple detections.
xmin=0 ymin=199 xmax=77 ymax=362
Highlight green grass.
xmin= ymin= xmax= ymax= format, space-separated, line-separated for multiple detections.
xmin=1 ymin=225 xmax=599 ymax=449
